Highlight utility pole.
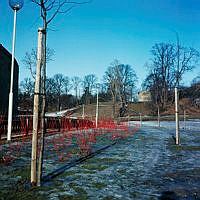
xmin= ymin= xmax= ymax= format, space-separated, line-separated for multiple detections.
xmin=31 ymin=28 xmax=44 ymax=185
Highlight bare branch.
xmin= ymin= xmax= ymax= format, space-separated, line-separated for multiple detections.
xmin=22 ymin=47 xmax=55 ymax=80
xmin=30 ymin=0 xmax=92 ymax=25
xmin=31 ymin=0 xmax=42 ymax=6
xmin=46 ymin=0 xmax=56 ymax=11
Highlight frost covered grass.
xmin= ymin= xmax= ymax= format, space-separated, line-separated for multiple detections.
xmin=0 ymin=120 xmax=200 ymax=199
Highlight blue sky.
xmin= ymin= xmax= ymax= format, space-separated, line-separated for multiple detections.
xmin=1 ymin=0 xmax=200 ymax=89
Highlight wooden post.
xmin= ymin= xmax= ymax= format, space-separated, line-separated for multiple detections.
xmin=58 ymin=118 xmax=61 ymax=132
xmin=184 ymin=110 xmax=186 ymax=130
xmin=95 ymin=89 xmax=99 ymax=128
xmin=158 ymin=106 xmax=160 ymax=128
xmin=128 ymin=115 xmax=130 ymax=127
xmin=82 ymin=104 xmax=85 ymax=119
xmin=31 ymin=28 xmax=43 ymax=185
xmin=140 ymin=113 xmax=142 ymax=127
xmin=175 ymin=87 xmax=180 ymax=145
xmin=26 ymin=117 xmax=29 ymax=135
xmin=37 ymin=27 xmax=48 ymax=186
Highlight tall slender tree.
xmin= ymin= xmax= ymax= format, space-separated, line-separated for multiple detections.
xmin=30 ymin=0 xmax=91 ymax=185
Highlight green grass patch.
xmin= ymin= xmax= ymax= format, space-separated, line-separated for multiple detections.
xmin=181 ymin=145 xmax=200 ymax=151
xmin=40 ymin=180 xmax=63 ymax=191
xmin=73 ymin=187 xmax=87 ymax=195
xmin=86 ymin=157 xmax=120 ymax=164
xmin=3 ymin=164 xmax=31 ymax=184
xmin=58 ymin=194 xmax=88 ymax=200
xmin=117 ymin=169 xmax=127 ymax=175
xmin=58 ymin=194 xmax=74 ymax=200
xmin=0 ymin=186 xmax=47 ymax=200
xmin=69 ymin=182 xmax=79 ymax=187
xmin=73 ymin=175 xmax=83 ymax=180
xmin=103 ymin=195 xmax=116 ymax=200
xmin=82 ymin=164 xmax=108 ymax=171
xmin=63 ymin=170 xmax=78 ymax=176
xmin=92 ymin=182 xmax=107 ymax=189
xmin=82 ymin=170 xmax=96 ymax=174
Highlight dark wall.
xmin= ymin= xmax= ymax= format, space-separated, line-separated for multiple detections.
xmin=0 ymin=44 xmax=19 ymax=115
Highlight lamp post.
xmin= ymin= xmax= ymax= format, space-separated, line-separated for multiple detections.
xmin=7 ymin=0 xmax=24 ymax=141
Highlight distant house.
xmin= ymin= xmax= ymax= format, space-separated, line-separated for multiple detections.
xmin=138 ymin=91 xmax=152 ymax=102
xmin=0 ymin=44 xmax=19 ymax=115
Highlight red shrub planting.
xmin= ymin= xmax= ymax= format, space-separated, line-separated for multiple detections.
xmin=0 ymin=116 xmax=139 ymax=166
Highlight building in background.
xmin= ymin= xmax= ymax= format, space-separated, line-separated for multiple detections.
xmin=138 ymin=91 xmax=152 ymax=102
xmin=0 ymin=44 xmax=19 ymax=115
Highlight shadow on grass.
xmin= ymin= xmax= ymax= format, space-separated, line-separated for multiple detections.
xmin=42 ymin=140 xmax=118 ymax=184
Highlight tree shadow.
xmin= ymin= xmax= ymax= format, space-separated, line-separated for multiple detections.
xmin=159 ymin=191 xmax=180 ymax=200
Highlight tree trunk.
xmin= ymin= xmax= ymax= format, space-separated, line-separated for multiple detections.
xmin=112 ymin=94 xmax=116 ymax=119
xmin=31 ymin=28 xmax=43 ymax=186
xmin=37 ymin=20 xmax=47 ymax=186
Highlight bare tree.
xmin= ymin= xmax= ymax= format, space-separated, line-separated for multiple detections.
xmin=63 ymin=76 xmax=72 ymax=95
xmin=143 ymin=42 xmax=200 ymax=107
xmin=82 ymin=74 xmax=98 ymax=94
xmin=115 ymin=63 xmax=138 ymax=109
xmin=19 ymin=78 xmax=35 ymax=110
xmin=186 ymin=75 xmax=200 ymax=101
xmin=46 ymin=77 xmax=56 ymax=111
xmin=53 ymin=73 xmax=65 ymax=111
xmin=104 ymin=65 xmax=118 ymax=118
xmin=174 ymin=46 xmax=199 ymax=87
xmin=143 ymin=67 xmax=160 ymax=104
xmin=71 ymin=76 xmax=81 ymax=105
xmin=145 ymin=43 xmax=175 ymax=106
xmin=104 ymin=59 xmax=138 ymax=117
xmin=71 ymin=76 xmax=81 ymax=99
xmin=20 ymin=78 xmax=35 ymax=95
xmin=46 ymin=77 xmax=56 ymax=94
xmin=22 ymin=47 xmax=54 ymax=79
xmin=81 ymin=74 xmax=97 ymax=105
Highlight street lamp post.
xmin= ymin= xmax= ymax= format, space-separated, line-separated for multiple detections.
xmin=7 ymin=0 xmax=24 ymax=141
